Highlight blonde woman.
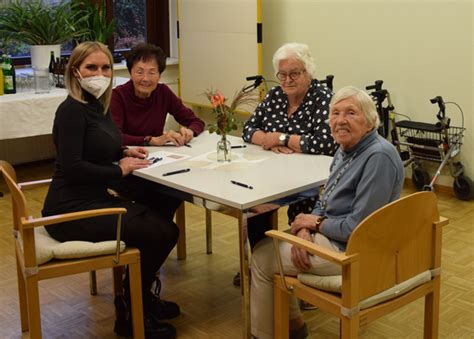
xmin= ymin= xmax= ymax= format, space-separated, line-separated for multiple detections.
xmin=42 ymin=42 xmax=178 ymax=339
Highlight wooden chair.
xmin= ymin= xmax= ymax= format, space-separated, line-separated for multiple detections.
xmin=266 ymin=191 xmax=448 ymax=338
xmin=0 ymin=160 xmax=145 ymax=338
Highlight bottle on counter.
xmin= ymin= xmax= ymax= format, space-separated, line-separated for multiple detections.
xmin=48 ymin=51 xmax=55 ymax=74
xmin=3 ymin=55 xmax=16 ymax=94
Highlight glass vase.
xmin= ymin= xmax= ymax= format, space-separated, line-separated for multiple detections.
xmin=216 ymin=134 xmax=231 ymax=162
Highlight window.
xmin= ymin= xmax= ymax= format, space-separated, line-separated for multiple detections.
xmin=113 ymin=0 xmax=147 ymax=50
xmin=3 ymin=0 xmax=175 ymax=65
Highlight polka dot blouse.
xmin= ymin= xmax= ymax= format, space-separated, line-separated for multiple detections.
xmin=242 ymin=79 xmax=337 ymax=155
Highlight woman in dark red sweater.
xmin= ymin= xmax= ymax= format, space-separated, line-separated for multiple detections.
xmin=111 ymin=43 xmax=204 ymax=147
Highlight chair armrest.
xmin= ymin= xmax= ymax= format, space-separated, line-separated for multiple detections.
xmin=18 ymin=178 xmax=52 ymax=190
xmin=265 ymin=230 xmax=355 ymax=266
xmin=21 ymin=208 xmax=127 ymax=229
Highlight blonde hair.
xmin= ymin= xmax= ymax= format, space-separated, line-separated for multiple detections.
xmin=65 ymin=41 xmax=114 ymax=113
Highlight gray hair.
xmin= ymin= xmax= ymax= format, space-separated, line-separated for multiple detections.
xmin=330 ymin=86 xmax=380 ymax=128
xmin=272 ymin=43 xmax=316 ymax=78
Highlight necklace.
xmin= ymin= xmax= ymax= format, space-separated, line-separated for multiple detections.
xmin=319 ymin=151 xmax=358 ymax=211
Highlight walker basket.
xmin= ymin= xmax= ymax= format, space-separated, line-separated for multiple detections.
xmin=395 ymin=120 xmax=465 ymax=162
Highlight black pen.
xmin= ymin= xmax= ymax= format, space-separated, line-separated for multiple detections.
xmin=231 ymin=145 xmax=247 ymax=149
xmin=152 ymin=157 xmax=163 ymax=164
xmin=162 ymin=168 xmax=191 ymax=176
xmin=184 ymin=144 xmax=192 ymax=148
xmin=230 ymin=180 xmax=253 ymax=190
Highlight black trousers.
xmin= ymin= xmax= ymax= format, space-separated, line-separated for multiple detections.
xmin=46 ymin=199 xmax=179 ymax=301
xmin=109 ymin=175 xmax=185 ymax=222
xmin=46 ymin=175 xmax=182 ymax=302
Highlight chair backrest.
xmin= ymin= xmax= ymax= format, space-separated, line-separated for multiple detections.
xmin=346 ymin=191 xmax=440 ymax=300
xmin=0 ymin=160 xmax=28 ymax=232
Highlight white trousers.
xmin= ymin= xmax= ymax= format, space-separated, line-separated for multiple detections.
xmin=250 ymin=232 xmax=342 ymax=339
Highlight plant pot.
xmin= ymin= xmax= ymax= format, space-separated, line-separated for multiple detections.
xmin=30 ymin=45 xmax=61 ymax=70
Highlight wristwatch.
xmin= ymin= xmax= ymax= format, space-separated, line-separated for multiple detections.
xmin=314 ymin=216 xmax=327 ymax=233
xmin=279 ymin=133 xmax=288 ymax=146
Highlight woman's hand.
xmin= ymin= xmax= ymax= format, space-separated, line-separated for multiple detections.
xmin=290 ymin=228 xmax=313 ymax=270
xmin=270 ymin=146 xmax=294 ymax=154
xmin=261 ymin=132 xmax=281 ymax=150
xmin=291 ymin=213 xmax=320 ymax=234
xmin=118 ymin=157 xmax=150 ymax=177
xmin=124 ymin=147 xmax=148 ymax=159
xmin=179 ymin=127 xmax=194 ymax=144
xmin=151 ymin=130 xmax=186 ymax=146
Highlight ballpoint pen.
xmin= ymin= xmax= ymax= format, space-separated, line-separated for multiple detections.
xmin=231 ymin=145 xmax=247 ymax=149
xmin=162 ymin=168 xmax=191 ymax=176
xmin=230 ymin=180 xmax=254 ymax=190
xmin=147 ymin=156 xmax=162 ymax=163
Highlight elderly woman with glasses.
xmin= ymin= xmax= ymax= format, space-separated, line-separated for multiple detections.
xmin=232 ymin=43 xmax=338 ymax=287
xmin=243 ymin=42 xmax=336 ymax=155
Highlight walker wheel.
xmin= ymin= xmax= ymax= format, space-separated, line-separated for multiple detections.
xmin=412 ymin=169 xmax=430 ymax=191
xmin=453 ymin=175 xmax=474 ymax=201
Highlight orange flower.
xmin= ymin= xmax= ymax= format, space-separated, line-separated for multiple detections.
xmin=210 ymin=91 xmax=225 ymax=108
xmin=205 ymin=87 xmax=257 ymax=135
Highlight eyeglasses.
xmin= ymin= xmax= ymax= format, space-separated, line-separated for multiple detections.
xmin=276 ymin=70 xmax=306 ymax=82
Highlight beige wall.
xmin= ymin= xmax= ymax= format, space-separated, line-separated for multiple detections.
xmin=261 ymin=0 xmax=473 ymax=184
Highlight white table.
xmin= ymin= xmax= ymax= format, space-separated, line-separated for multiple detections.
xmin=134 ymin=132 xmax=332 ymax=338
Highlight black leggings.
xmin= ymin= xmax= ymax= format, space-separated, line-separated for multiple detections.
xmin=46 ymin=201 xmax=179 ymax=300
xmin=109 ymin=175 xmax=186 ymax=222
xmin=121 ymin=209 xmax=179 ymax=293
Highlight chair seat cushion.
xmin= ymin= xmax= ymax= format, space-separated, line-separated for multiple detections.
xmin=297 ymin=269 xmax=432 ymax=309
xmin=22 ymin=226 xmax=126 ymax=265
xmin=297 ymin=274 xmax=342 ymax=293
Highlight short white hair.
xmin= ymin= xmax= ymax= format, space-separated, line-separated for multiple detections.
xmin=272 ymin=43 xmax=316 ymax=78
xmin=330 ymin=86 xmax=380 ymax=128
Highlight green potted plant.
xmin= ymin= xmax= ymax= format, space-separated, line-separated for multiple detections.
xmin=75 ymin=0 xmax=116 ymax=45
xmin=0 ymin=0 xmax=90 ymax=69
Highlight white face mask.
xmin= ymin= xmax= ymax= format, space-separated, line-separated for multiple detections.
xmin=78 ymin=74 xmax=111 ymax=99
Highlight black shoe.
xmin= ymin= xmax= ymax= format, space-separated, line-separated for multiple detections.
xmin=148 ymin=296 xmax=181 ymax=320
xmin=147 ymin=277 xmax=181 ymax=320
xmin=114 ymin=295 xmax=177 ymax=339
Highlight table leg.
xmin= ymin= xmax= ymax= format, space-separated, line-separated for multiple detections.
xmin=175 ymin=202 xmax=186 ymax=260
xmin=238 ymin=211 xmax=251 ymax=338
xmin=205 ymin=208 xmax=213 ymax=254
